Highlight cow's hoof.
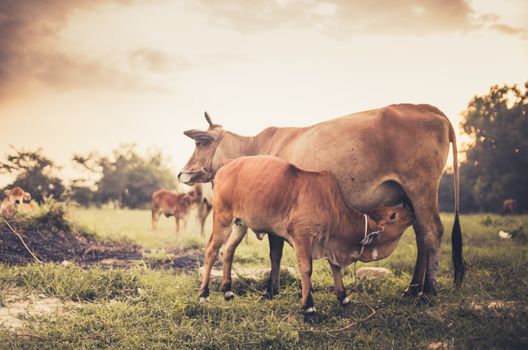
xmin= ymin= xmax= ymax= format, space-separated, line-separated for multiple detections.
xmin=423 ymin=283 xmax=438 ymax=297
xmin=263 ymin=291 xmax=274 ymax=300
xmin=414 ymin=292 xmax=434 ymax=306
xmin=349 ymin=285 xmax=364 ymax=293
xmin=199 ymin=297 xmax=209 ymax=303
xmin=303 ymin=308 xmax=319 ymax=324
xmin=224 ymin=291 xmax=235 ymax=301
xmin=401 ymin=285 xmax=420 ymax=298
xmin=340 ymin=297 xmax=351 ymax=307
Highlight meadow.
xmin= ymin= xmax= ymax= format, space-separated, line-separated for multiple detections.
xmin=0 ymin=208 xmax=527 ymax=349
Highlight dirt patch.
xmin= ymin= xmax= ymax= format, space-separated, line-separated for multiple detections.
xmin=0 ymin=221 xmax=210 ymax=272
xmin=0 ymin=223 xmax=141 ymax=266
xmin=0 ymin=288 xmax=79 ymax=330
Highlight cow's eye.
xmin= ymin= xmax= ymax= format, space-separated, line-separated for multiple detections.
xmin=195 ymin=142 xmax=201 ymax=147
xmin=390 ymin=212 xmax=397 ymax=220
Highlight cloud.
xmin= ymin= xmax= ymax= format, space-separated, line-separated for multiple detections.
xmin=0 ymin=0 xmax=181 ymax=100
xmin=128 ymin=48 xmax=191 ymax=74
xmin=190 ymin=0 xmax=527 ymax=39
xmin=190 ymin=0 xmax=474 ymax=34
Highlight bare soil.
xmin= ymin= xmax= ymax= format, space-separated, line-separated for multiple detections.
xmin=0 ymin=224 xmax=207 ymax=271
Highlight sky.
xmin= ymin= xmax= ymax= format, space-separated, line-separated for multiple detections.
xmin=0 ymin=0 xmax=527 ymax=186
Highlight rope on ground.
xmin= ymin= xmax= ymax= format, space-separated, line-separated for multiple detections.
xmin=299 ymin=299 xmax=377 ymax=334
xmin=3 ymin=218 xmax=43 ymax=264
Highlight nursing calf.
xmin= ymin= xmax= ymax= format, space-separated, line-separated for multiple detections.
xmin=199 ymin=156 xmax=414 ymax=320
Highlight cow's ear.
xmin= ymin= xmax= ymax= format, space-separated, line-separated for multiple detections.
xmin=183 ymin=129 xmax=216 ymax=143
xmin=4 ymin=189 xmax=10 ymax=196
xmin=23 ymin=192 xmax=31 ymax=201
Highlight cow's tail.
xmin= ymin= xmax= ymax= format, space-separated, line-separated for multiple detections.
xmin=449 ymin=120 xmax=465 ymax=288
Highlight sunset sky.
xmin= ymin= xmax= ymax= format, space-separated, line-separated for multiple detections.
xmin=1 ymin=0 xmax=527 ymax=185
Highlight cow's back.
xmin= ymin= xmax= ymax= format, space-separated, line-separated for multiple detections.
xmin=269 ymin=104 xmax=451 ymax=211
xmin=215 ymin=156 xmax=309 ymax=232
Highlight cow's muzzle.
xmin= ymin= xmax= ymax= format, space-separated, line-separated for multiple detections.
xmin=178 ymin=168 xmax=213 ymax=185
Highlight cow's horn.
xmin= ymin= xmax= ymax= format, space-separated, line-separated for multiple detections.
xmin=204 ymin=111 xmax=213 ymax=127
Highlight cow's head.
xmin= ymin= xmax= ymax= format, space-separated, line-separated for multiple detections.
xmin=1 ymin=187 xmax=32 ymax=218
xmin=178 ymin=112 xmax=226 ymax=185
xmin=368 ymin=207 xmax=415 ymax=236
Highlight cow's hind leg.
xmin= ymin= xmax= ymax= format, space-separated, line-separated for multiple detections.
xmin=220 ymin=223 xmax=248 ymax=300
xmin=404 ymin=188 xmax=443 ymax=297
xmin=265 ymin=234 xmax=285 ymax=299
xmin=329 ymin=262 xmax=350 ymax=306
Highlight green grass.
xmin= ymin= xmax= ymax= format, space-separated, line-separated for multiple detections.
xmin=1 ymin=210 xmax=527 ymax=349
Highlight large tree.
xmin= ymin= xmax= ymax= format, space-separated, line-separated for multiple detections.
xmin=0 ymin=148 xmax=65 ymax=203
xmin=459 ymin=81 xmax=528 ymax=212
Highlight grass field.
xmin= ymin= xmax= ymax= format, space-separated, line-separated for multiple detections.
xmin=1 ymin=208 xmax=527 ymax=349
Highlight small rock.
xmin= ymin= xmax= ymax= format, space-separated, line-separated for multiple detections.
xmin=61 ymin=260 xmax=73 ymax=267
xmin=356 ymin=267 xmax=393 ymax=279
xmin=428 ymin=341 xmax=452 ymax=350
xmin=499 ymin=230 xmax=512 ymax=239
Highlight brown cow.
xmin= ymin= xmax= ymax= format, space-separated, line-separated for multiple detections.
xmin=1 ymin=187 xmax=34 ymax=219
xmin=199 ymin=156 xmax=414 ymax=320
xmin=151 ymin=190 xmax=192 ymax=237
xmin=179 ymin=105 xmax=464 ymax=299
xmin=502 ymin=199 xmax=518 ymax=215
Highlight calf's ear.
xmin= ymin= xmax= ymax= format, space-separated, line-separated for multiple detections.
xmin=23 ymin=192 xmax=31 ymax=201
xmin=4 ymin=189 xmax=10 ymax=196
xmin=183 ymin=129 xmax=216 ymax=143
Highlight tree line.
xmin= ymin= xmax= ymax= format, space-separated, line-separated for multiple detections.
xmin=0 ymin=144 xmax=177 ymax=209
xmin=438 ymin=81 xmax=527 ymax=213
xmin=1 ymin=81 xmax=526 ymax=212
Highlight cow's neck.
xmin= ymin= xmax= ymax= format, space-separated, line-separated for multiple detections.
xmin=220 ymin=132 xmax=258 ymax=159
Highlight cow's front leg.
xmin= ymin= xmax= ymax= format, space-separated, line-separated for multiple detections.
xmin=294 ymin=238 xmax=317 ymax=323
xmin=329 ymin=262 xmax=350 ymax=306
xmin=175 ymin=217 xmax=181 ymax=238
xmin=221 ymin=223 xmax=248 ymax=300
xmin=198 ymin=222 xmax=227 ymax=301
xmin=265 ymin=234 xmax=284 ymax=299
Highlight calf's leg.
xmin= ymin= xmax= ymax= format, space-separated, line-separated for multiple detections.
xmin=198 ymin=221 xmax=229 ymax=301
xmin=329 ymin=262 xmax=350 ymax=306
xmin=151 ymin=209 xmax=159 ymax=233
xmin=199 ymin=202 xmax=212 ymax=236
xmin=294 ymin=238 xmax=317 ymax=322
xmin=220 ymin=224 xmax=248 ymax=300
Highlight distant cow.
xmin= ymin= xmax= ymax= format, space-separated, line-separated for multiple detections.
xmin=151 ymin=190 xmax=192 ymax=236
xmin=185 ymin=183 xmax=213 ymax=236
xmin=502 ymin=199 xmax=518 ymax=215
xmin=1 ymin=187 xmax=34 ymax=219
xmin=198 ymin=156 xmax=414 ymax=320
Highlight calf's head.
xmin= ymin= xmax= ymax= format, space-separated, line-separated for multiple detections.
xmin=368 ymin=207 xmax=415 ymax=236
xmin=1 ymin=187 xmax=32 ymax=218
xmin=178 ymin=112 xmax=225 ymax=185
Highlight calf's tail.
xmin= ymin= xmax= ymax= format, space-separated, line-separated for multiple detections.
xmin=449 ymin=120 xmax=465 ymax=288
